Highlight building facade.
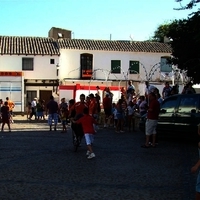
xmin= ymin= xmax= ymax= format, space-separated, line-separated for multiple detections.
xmin=0 ymin=27 xmax=172 ymax=112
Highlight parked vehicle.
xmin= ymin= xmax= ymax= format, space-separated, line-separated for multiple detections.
xmin=139 ymin=94 xmax=200 ymax=140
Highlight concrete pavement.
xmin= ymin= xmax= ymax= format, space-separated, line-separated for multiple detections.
xmin=0 ymin=115 xmax=198 ymax=199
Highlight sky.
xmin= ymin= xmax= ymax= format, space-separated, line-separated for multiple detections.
xmin=0 ymin=0 xmax=197 ymax=41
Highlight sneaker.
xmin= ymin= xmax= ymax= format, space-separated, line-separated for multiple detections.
xmin=54 ymin=127 xmax=57 ymax=131
xmin=104 ymin=124 xmax=107 ymax=128
xmin=86 ymin=150 xmax=90 ymax=156
xmin=87 ymin=153 xmax=95 ymax=159
xmin=120 ymin=130 xmax=124 ymax=133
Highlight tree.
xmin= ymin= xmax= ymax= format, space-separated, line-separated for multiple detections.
xmin=174 ymin=0 xmax=200 ymax=10
xmin=151 ymin=11 xmax=200 ymax=83
xmin=166 ymin=11 xmax=200 ymax=83
xmin=149 ymin=23 xmax=172 ymax=42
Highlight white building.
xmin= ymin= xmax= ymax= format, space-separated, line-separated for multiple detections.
xmin=0 ymin=36 xmax=60 ymax=112
xmin=0 ymin=27 xmax=173 ymax=112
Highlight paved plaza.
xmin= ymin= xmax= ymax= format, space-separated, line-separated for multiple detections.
xmin=0 ymin=115 xmax=198 ymax=199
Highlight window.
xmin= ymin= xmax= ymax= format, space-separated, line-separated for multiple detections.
xmin=111 ymin=60 xmax=121 ymax=74
xmin=50 ymin=59 xmax=55 ymax=64
xmin=129 ymin=61 xmax=139 ymax=74
xmin=161 ymin=96 xmax=178 ymax=113
xmin=22 ymin=58 xmax=34 ymax=71
xmin=178 ymin=96 xmax=198 ymax=113
xmin=160 ymin=57 xmax=172 ymax=72
xmin=80 ymin=53 xmax=93 ymax=79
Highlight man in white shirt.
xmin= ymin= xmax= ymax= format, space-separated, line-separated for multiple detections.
xmin=29 ymin=98 xmax=37 ymax=120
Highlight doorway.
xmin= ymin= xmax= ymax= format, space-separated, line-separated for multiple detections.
xmin=39 ymin=90 xmax=52 ymax=107
xmin=26 ymin=91 xmax=37 ymax=106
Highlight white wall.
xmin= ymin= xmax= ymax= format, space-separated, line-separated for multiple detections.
xmin=0 ymin=55 xmax=59 ymax=79
xmin=59 ymin=49 xmax=171 ymax=82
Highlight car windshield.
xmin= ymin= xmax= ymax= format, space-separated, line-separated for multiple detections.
xmin=178 ymin=96 xmax=198 ymax=113
xmin=161 ymin=96 xmax=178 ymax=112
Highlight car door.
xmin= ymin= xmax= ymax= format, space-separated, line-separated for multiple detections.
xmin=157 ymin=95 xmax=179 ymax=133
xmin=175 ymin=94 xmax=199 ymax=133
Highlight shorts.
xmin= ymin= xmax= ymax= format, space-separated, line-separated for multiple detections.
xmin=2 ymin=118 xmax=10 ymax=124
xmin=62 ymin=120 xmax=66 ymax=125
xmin=37 ymin=111 xmax=43 ymax=117
xmin=84 ymin=133 xmax=94 ymax=145
xmin=48 ymin=113 xmax=58 ymax=125
xmin=145 ymin=119 xmax=157 ymax=136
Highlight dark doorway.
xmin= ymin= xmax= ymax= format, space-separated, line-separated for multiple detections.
xmin=39 ymin=90 xmax=52 ymax=108
xmin=27 ymin=91 xmax=37 ymax=106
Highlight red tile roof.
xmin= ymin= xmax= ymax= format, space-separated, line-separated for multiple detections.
xmin=0 ymin=36 xmax=60 ymax=55
xmin=0 ymin=36 xmax=172 ymax=55
xmin=58 ymin=39 xmax=172 ymax=53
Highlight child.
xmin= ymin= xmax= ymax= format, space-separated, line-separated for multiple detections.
xmin=1 ymin=101 xmax=11 ymax=132
xmin=191 ymin=123 xmax=200 ymax=199
xmin=111 ymin=103 xmax=117 ymax=128
xmin=127 ymin=101 xmax=135 ymax=132
xmin=60 ymin=109 xmax=67 ymax=133
xmin=73 ymin=107 xmax=98 ymax=159
xmin=116 ymin=99 xmax=124 ymax=133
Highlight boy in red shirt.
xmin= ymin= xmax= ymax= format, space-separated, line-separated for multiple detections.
xmin=73 ymin=107 xmax=98 ymax=159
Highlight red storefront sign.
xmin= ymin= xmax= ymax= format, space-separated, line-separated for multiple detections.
xmin=0 ymin=71 xmax=23 ymax=76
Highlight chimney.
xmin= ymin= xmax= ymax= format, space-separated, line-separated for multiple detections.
xmin=48 ymin=27 xmax=72 ymax=40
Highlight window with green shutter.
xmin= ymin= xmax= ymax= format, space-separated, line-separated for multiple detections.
xmin=129 ymin=61 xmax=139 ymax=74
xmin=111 ymin=60 xmax=121 ymax=74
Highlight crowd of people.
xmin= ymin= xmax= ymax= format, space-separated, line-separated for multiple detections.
xmin=0 ymin=81 xmax=199 ymax=195
xmin=0 ymin=81 xmax=197 ymax=158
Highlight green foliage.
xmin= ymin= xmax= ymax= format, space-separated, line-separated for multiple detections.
xmin=174 ymin=0 xmax=200 ymax=10
xmin=150 ymin=23 xmax=172 ymax=42
xmin=149 ymin=1 xmax=200 ymax=82
xmin=166 ymin=11 xmax=200 ymax=83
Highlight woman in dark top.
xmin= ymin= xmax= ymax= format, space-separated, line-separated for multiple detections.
xmin=1 ymin=101 xmax=11 ymax=132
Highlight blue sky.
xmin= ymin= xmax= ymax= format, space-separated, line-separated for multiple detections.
xmin=0 ymin=0 xmax=196 ymax=41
